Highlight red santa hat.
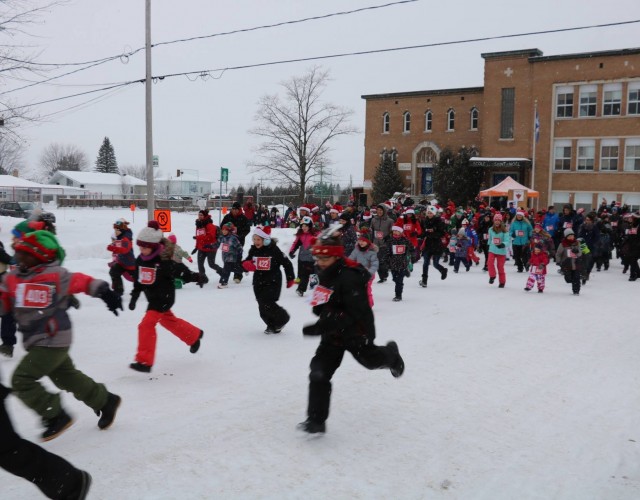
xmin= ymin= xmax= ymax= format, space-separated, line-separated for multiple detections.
xmin=299 ymin=205 xmax=311 ymax=213
xmin=404 ymin=208 xmax=415 ymax=215
xmin=310 ymin=204 xmax=320 ymax=212
xmin=253 ymin=225 xmax=272 ymax=240
xmin=516 ymin=210 xmax=526 ymax=217
xmin=357 ymin=228 xmax=372 ymax=242
xmin=362 ymin=211 xmax=372 ymax=220
xmin=391 ymin=225 xmax=404 ymax=233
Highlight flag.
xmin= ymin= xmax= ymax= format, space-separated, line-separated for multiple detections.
xmin=534 ymin=110 xmax=540 ymax=143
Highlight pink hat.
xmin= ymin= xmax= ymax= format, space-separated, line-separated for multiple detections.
xmin=253 ymin=225 xmax=272 ymax=239
xmin=167 ymin=234 xmax=177 ymax=244
xmin=493 ymin=213 xmax=503 ymax=222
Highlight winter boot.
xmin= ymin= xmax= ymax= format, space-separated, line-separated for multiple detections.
xmin=297 ymin=418 xmax=326 ymax=434
xmin=392 ymin=296 xmax=402 ymax=302
xmin=190 ymin=331 xmax=204 ymax=353
xmin=0 ymin=344 xmax=14 ymax=358
xmin=387 ymin=341 xmax=405 ymax=378
xmin=441 ymin=268 xmax=448 ymax=280
xmin=41 ymin=410 xmax=73 ymax=442
xmin=74 ymin=471 xmax=92 ymax=500
xmin=498 ymin=283 xmax=505 ymax=288
xmin=217 ymin=283 xmax=228 ymax=289
xmin=264 ymin=326 xmax=277 ymax=334
xmin=419 ymin=278 xmax=427 ymax=288
xmin=96 ymin=393 xmax=122 ymax=430
xmin=489 ymin=277 xmax=495 ymax=284
xmin=129 ymin=362 xmax=152 ymax=373
xmin=377 ymin=277 xmax=387 ymax=284
xmin=296 ymin=290 xmax=304 ymax=297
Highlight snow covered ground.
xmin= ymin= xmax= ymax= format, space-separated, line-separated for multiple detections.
xmin=2 ymin=207 xmax=640 ymax=500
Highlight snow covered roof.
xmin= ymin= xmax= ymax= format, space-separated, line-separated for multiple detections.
xmin=154 ymin=175 xmax=214 ymax=183
xmin=0 ymin=175 xmax=48 ymax=188
xmin=52 ymin=171 xmax=147 ymax=186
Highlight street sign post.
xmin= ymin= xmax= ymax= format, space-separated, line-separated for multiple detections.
xmin=152 ymin=155 xmax=159 ymax=168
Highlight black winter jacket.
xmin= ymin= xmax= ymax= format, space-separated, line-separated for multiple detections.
xmin=131 ymin=245 xmax=176 ymax=312
xmin=244 ymin=242 xmax=295 ymax=290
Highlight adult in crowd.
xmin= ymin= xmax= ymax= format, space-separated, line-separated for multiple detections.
xmin=370 ymin=203 xmax=394 ymax=283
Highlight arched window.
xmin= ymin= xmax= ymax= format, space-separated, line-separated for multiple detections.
xmin=403 ymin=111 xmax=411 ymax=133
xmin=447 ymin=108 xmax=455 ymax=131
xmin=470 ymin=107 xmax=479 ymax=130
xmin=425 ymin=110 xmax=432 ymax=132
xmin=382 ymin=112 xmax=390 ymax=133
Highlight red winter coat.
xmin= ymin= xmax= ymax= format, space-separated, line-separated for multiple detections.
xmin=397 ymin=216 xmax=422 ymax=248
xmin=528 ymin=251 xmax=549 ymax=275
xmin=195 ymin=217 xmax=218 ymax=252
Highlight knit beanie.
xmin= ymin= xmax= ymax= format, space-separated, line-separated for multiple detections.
xmin=12 ymin=220 xmax=32 ymax=238
xmin=167 ymin=234 xmax=177 ymax=244
xmin=564 ymin=228 xmax=575 ymax=237
xmin=14 ymin=230 xmax=65 ymax=264
xmin=136 ymin=220 xmax=164 ymax=249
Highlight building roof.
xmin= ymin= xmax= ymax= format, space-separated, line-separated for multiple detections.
xmin=529 ymin=47 xmax=640 ymax=62
xmin=481 ymin=48 xmax=543 ymax=59
xmin=0 ymin=175 xmax=48 ymax=188
xmin=361 ymin=86 xmax=484 ymax=100
xmin=52 ymin=171 xmax=147 ymax=186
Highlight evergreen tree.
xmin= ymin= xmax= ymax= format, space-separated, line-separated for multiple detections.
xmin=372 ymin=150 xmax=403 ymax=204
xmin=95 ymin=137 xmax=118 ymax=173
xmin=432 ymin=145 xmax=482 ymax=206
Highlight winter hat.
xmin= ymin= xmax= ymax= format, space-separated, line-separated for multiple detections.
xmin=199 ymin=209 xmax=209 ymax=217
xmin=232 ymin=202 xmax=241 ymax=210
xmin=461 ymin=219 xmax=469 ymax=225
xmin=14 ymin=230 xmax=65 ymax=264
xmin=404 ymin=208 xmax=415 ymax=215
xmin=312 ymin=226 xmax=344 ymax=258
xmin=253 ymin=225 xmax=271 ymax=240
xmin=167 ymin=234 xmax=177 ymax=244
xmin=493 ymin=213 xmax=503 ymax=222
xmin=136 ymin=220 xmax=164 ymax=249
xmin=426 ymin=206 xmax=437 ymax=216
xmin=534 ymin=222 xmax=542 ymax=228
xmin=310 ymin=204 xmax=320 ymax=213
xmin=516 ymin=210 xmax=525 ymax=217
xmin=457 ymin=228 xmax=466 ymax=237
xmin=12 ymin=220 xmax=33 ymax=238
xmin=564 ymin=228 xmax=575 ymax=237
xmin=221 ymin=222 xmax=235 ymax=232
xmin=300 ymin=216 xmax=313 ymax=226
xmin=299 ymin=205 xmax=311 ymax=214
xmin=362 ymin=211 xmax=372 ymax=220
xmin=391 ymin=225 xmax=403 ymax=233
xmin=113 ymin=218 xmax=130 ymax=230
xmin=358 ymin=228 xmax=371 ymax=242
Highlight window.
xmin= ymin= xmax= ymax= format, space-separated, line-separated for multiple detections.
xmin=577 ymin=140 xmax=595 ymax=171
xmin=554 ymin=140 xmax=572 ymax=171
xmin=624 ymin=139 xmax=640 ymax=172
xmin=603 ymin=83 xmax=622 ymax=116
xmin=424 ymin=110 xmax=432 ymax=132
xmin=556 ymin=86 xmax=574 ymax=118
xmin=382 ymin=112 xmax=390 ymax=133
xmin=600 ymin=139 xmax=619 ymax=171
xmin=579 ymin=85 xmax=597 ymax=117
xmin=628 ymin=82 xmax=640 ymax=115
xmin=470 ymin=107 xmax=478 ymax=129
xmin=500 ymin=88 xmax=515 ymax=139
xmin=403 ymin=111 xmax=411 ymax=133
xmin=447 ymin=109 xmax=455 ymax=131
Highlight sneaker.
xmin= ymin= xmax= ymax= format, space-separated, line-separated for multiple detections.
xmin=190 ymin=331 xmax=204 ymax=353
xmin=377 ymin=278 xmax=387 ymax=284
xmin=233 ymin=277 xmax=242 ymax=284
xmin=0 ymin=344 xmax=14 ymax=358
xmin=419 ymin=279 xmax=427 ymax=288
xmin=573 ymin=291 xmax=580 ymax=295
xmin=392 ymin=296 xmax=402 ymax=302
xmin=217 ymin=283 xmax=228 ymax=289
xmin=524 ymin=287 xmax=531 ymax=291
xmin=498 ymin=283 xmax=505 ymax=288
xmin=297 ymin=418 xmax=326 ymax=434
xmin=264 ymin=326 xmax=277 ymax=334
xmin=482 ymin=266 xmax=488 ymax=272
xmin=41 ymin=410 xmax=73 ymax=442
xmin=97 ymin=393 xmax=121 ymax=430
xmin=387 ymin=341 xmax=405 ymax=378
xmin=76 ymin=471 xmax=92 ymax=500
xmin=489 ymin=277 xmax=495 ymax=284
xmin=453 ymin=270 xmax=459 ymax=274
xmin=129 ymin=362 xmax=152 ymax=373
xmin=441 ymin=268 xmax=448 ymax=280
xmin=296 ymin=290 xmax=304 ymax=297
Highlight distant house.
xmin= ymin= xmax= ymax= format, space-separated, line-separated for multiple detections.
xmin=153 ymin=173 xmax=212 ymax=198
xmin=0 ymin=174 xmax=87 ymax=203
xmin=49 ymin=171 xmax=147 ymax=198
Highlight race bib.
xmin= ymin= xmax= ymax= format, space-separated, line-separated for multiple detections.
xmin=15 ymin=283 xmax=53 ymax=308
xmin=534 ymin=266 xmax=544 ymax=275
xmin=611 ymin=221 xmax=618 ymax=227
xmin=255 ymin=256 xmax=272 ymax=271
xmin=546 ymin=225 xmax=554 ymax=231
xmin=483 ymin=233 xmax=489 ymax=240
xmin=309 ymin=285 xmax=333 ymax=306
xmin=567 ymin=250 xmax=577 ymax=258
xmin=516 ymin=230 xmax=524 ymax=237
xmin=196 ymin=228 xmax=206 ymax=236
xmin=221 ymin=243 xmax=230 ymax=253
xmin=139 ymin=266 xmax=157 ymax=285
xmin=449 ymin=246 xmax=456 ymax=253
xmin=392 ymin=245 xmax=406 ymax=255
xmin=492 ymin=237 xmax=501 ymax=245
xmin=563 ymin=222 xmax=572 ymax=228
xmin=403 ymin=224 xmax=412 ymax=231
xmin=375 ymin=231 xmax=383 ymax=240
xmin=630 ymin=228 xmax=638 ymax=235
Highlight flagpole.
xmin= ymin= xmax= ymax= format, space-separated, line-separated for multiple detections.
xmin=531 ymin=99 xmax=538 ymax=210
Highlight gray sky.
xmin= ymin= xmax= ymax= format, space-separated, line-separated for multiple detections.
xmin=7 ymin=0 xmax=640 ymax=189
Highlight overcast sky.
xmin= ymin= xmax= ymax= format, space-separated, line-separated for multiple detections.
xmin=5 ymin=0 xmax=640 ymax=189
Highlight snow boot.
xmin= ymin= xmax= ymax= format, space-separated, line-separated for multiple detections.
xmin=392 ymin=296 xmax=402 ymax=302
xmin=387 ymin=341 xmax=405 ymax=378
xmin=41 ymin=410 xmax=73 ymax=442
xmin=489 ymin=277 xmax=495 ymax=284
xmin=296 ymin=290 xmax=304 ymax=297
xmin=97 ymin=393 xmax=121 ymax=430
xmin=419 ymin=278 xmax=427 ymax=288
xmin=498 ymin=283 xmax=505 ymax=288
xmin=441 ymin=268 xmax=448 ymax=280
xmin=217 ymin=283 xmax=228 ymax=289
xmin=297 ymin=418 xmax=326 ymax=434
xmin=190 ymin=331 xmax=204 ymax=353
xmin=129 ymin=362 xmax=152 ymax=373
xmin=75 ymin=471 xmax=92 ymax=500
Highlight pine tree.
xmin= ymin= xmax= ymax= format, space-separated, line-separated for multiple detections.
xmin=95 ymin=137 xmax=118 ymax=173
xmin=432 ymin=146 xmax=482 ymax=206
xmin=372 ymin=151 xmax=403 ymax=204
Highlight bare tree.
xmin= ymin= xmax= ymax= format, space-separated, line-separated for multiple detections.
xmin=120 ymin=163 xmax=150 ymax=181
xmin=0 ymin=134 xmax=25 ymax=175
xmin=248 ymin=66 xmax=357 ymax=201
xmin=39 ymin=143 xmax=88 ymax=178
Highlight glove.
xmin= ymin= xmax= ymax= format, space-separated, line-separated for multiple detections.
xmin=188 ymin=257 xmax=193 ymax=263
xmin=289 ymin=252 xmax=295 ymax=259
xmin=496 ymin=243 xmax=505 ymax=249
xmin=302 ymin=324 xmax=321 ymax=336
xmin=128 ymin=293 xmax=139 ymax=311
xmin=193 ymin=236 xmax=197 ymax=239
xmin=242 ymin=260 xmax=256 ymax=272
xmin=287 ymin=280 xmax=295 ymax=288
xmin=107 ymin=245 xmax=116 ymax=252
xmin=98 ymin=284 xmax=123 ymax=316
xmin=191 ymin=248 xmax=198 ymax=255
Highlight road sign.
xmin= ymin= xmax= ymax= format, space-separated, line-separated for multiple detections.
xmin=152 ymin=155 xmax=159 ymax=168
xmin=220 ymin=167 xmax=229 ymax=183
xmin=153 ymin=209 xmax=171 ymax=232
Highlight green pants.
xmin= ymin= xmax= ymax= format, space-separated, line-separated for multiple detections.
xmin=12 ymin=347 xmax=108 ymax=419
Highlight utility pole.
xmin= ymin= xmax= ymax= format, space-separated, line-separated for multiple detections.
xmin=145 ymin=0 xmax=155 ymax=221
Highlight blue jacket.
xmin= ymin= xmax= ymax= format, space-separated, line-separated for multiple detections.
xmin=542 ymin=212 xmax=559 ymax=236
xmin=510 ymin=219 xmax=533 ymax=246
xmin=488 ymin=227 xmax=510 ymax=255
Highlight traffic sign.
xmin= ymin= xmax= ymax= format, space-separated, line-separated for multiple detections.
xmin=153 ymin=209 xmax=171 ymax=232
xmin=152 ymin=155 xmax=159 ymax=168
xmin=221 ymin=167 xmax=229 ymax=183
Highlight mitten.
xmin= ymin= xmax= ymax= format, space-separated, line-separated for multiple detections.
xmin=188 ymin=257 xmax=193 ymax=263
xmin=98 ymin=284 xmax=123 ymax=316
xmin=496 ymin=243 xmax=505 ymax=249
xmin=191 ymin=248 xmax=198 ymax=255
xmin=107 ymin=245 xmax=116 ymax=252
xmin=287 ymin=280 xmax=295 ymax=288
xmin=289 ymin=252 xmax=295 ymax=259
xmin=128 ymin=296 xmax=138 ymax=311
xmin=242 ymin=260 xmax=256 ymax=272
xmin=302 ymin=324 xmax=321 ymax=336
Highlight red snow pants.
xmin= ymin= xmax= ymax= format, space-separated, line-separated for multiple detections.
xmin=135 ymin=310 xmax=201 ymax=366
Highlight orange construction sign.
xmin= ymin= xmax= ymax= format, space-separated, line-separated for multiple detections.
xmin=153 ymin=210 xmax=171 ymax=232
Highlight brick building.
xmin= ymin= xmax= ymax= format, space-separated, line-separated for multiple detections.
xmin=361 ymin=47 xmax=640 ymax=210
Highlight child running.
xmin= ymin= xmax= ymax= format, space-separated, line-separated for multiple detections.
xmin=216 ymin=222 xmax=243 ymax=289
xmin=524 ymin=244 xmax=549 ymax=293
